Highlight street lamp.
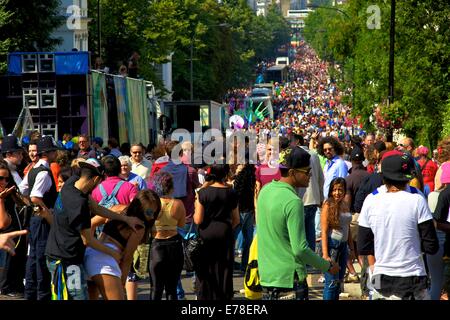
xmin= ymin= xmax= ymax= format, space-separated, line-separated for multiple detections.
xmin=386 ymin=0 xmax=395 ymax=142
xmin=306 ymin=4 xmax=351 ymax=20
xmin=388 ymin=0 xmax=395 ymax=105
xmin=188 ymin=23 xmax=230 ymax=100
xmin=97 ymin=0 xmax=101 ymax=57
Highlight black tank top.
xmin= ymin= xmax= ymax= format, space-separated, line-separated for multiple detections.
xmin=102 ymin=220 xmax=128 ymax=247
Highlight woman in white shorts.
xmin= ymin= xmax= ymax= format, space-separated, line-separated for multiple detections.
xmin=84 ymin=190 xmax=160 ymax=299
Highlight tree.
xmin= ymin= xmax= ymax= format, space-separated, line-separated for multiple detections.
xmin=0 ymin=0 xmax=63 ymax=72
xmin=0 ymin=0 xmax=13 ymax=72
xmin=89 ymin=0 xmax=291 ymax=101
xmin=304 ymin=0 xmax=450 ymax=148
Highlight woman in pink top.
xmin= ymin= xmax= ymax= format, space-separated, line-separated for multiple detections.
xmin=255 ymin=141 xmax=281 ymax=196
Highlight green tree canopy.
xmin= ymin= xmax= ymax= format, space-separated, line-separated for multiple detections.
xmin=304 ymin=0 xmax=450 ymax=148
xmin=0 ymin=0 xmax=63 ymax=72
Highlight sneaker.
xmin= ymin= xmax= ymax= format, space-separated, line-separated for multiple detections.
xmin=344 ymin=273 xmax=360 ymax=283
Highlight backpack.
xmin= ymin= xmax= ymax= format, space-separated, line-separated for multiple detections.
xmin=98 ymin=180 xmax=125 ymax=209
xmin=96 ymin=180 xmax=125 ymax=236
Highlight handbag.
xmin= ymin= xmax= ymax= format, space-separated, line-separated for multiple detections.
xmin=182 ymin=223 xmax=203 ymax=272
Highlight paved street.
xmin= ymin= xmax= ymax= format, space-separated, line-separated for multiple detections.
xmin=0 ymin=262 xmax=362 ymax=301
xmin=135 ymin=262 xmax=363 ymax=300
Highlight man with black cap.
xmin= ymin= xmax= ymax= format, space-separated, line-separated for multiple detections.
xmin=357 ymin=153 xmax=438 ymax=300
xmin=257 ymin=147 xmax=339 ymax=300
xmin=19 ymin=135 xmax=59 ymax=300
xmin=1 ymin=134 xmax=24 ymax=186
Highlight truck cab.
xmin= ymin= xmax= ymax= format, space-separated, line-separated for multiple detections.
xmin=275 ymin=56 xmax=289 ymax=66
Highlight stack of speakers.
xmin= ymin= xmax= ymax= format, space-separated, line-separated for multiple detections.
xmin=20 ymin=53 xmax=58 ymax=139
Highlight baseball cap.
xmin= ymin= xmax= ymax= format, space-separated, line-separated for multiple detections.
xmin=350 ymin=147 xmax=365 ymax=162
xmin=381 ymin=153 xmax=413 ymax=182
xmin=440 ymin=162 xmax=450 ymax=184
xmin=278 ymin=146 xmax=310 ymax=170
xmin=79 ymin=158 xmax=104 ymax=176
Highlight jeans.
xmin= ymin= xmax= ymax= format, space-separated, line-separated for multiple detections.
xmin=371 ymin=275 xmax=430 ymax=300
xmin=323 ymin=237 xmax=348 ymax=300
xmin=46 ymin=259 xmax=88 ymax=300
xmin=262 ymin=278 xmax=309 ymax=300
xmin=426 ymin=230 xmax=446 ymax=300
xmin=25 ymin=216 xmax=51 ymax=300
xmin=150 ymin=234 xmax=184 ymax=300
xmin=304 ymin=205 xmax=318 ymax=252
xmin=234 ymin=212 xmax=254 ymax=270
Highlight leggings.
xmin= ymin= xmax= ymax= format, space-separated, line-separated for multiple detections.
xmin=150 ymin=234 xmax=184 ymax=300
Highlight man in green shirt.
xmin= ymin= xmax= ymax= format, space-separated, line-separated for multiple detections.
xmin=257 ymin=146 xmax=339 ymax=300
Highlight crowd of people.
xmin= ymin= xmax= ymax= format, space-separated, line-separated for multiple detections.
xmin=0 ymin=41 xmax=449 ymax=302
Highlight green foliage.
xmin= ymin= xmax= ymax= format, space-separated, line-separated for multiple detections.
xmin=441 ymin=100 xmax=450 ymax=139
xmin=0 ymin=0 xmax=13 ymax=72
xmin=304 ymin=0 xmax=450 ymax=148
xmin=88 ymin=0 xmax=290 ymax=100
xmin=0 ymin=0 xmax=63 ymax=73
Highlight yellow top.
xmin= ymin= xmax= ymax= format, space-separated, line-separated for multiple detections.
xmin=154 ymin=199 xmax=177 ymax=231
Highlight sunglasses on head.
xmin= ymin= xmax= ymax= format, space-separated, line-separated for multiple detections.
xmin=0 ymin=176 xmax=10 ymax=182
xmin=294 ymin=168 xmax=312 ymax=175
xmin=144 ymin=208 xmax=155 ymax=219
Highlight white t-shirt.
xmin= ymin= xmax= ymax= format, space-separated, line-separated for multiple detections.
xmin=359 ymin=190 xmax=433 ymax=277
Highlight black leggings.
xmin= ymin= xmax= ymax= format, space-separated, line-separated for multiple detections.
xmin=150 ymin=234 xmax=184 ymax=300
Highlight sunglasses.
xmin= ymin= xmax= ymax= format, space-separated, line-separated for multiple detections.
xmin=323 ymin=147 xmax=334 ymax=152
xmin=144 ymin=208 xmax=155 ymax=219
xmin=294 ymin=168 xmax=312 ymax=175
xmin=131 ymin=151 xmax=142 ymax=154
xmin=0 ymin=176 xmax=10 ymax=182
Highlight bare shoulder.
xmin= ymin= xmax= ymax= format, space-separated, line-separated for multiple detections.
xmin=172 ymin=199 xmax=185 ymax=212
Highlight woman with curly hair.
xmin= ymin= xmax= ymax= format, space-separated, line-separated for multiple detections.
xmin=149 ymin=171 xmax=185 ymax=300
xmin=321 ymin=177 xmax=353 ymax=300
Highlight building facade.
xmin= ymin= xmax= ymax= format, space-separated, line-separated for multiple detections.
xmin=52 ymin=0 xmax=89 ymax=52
